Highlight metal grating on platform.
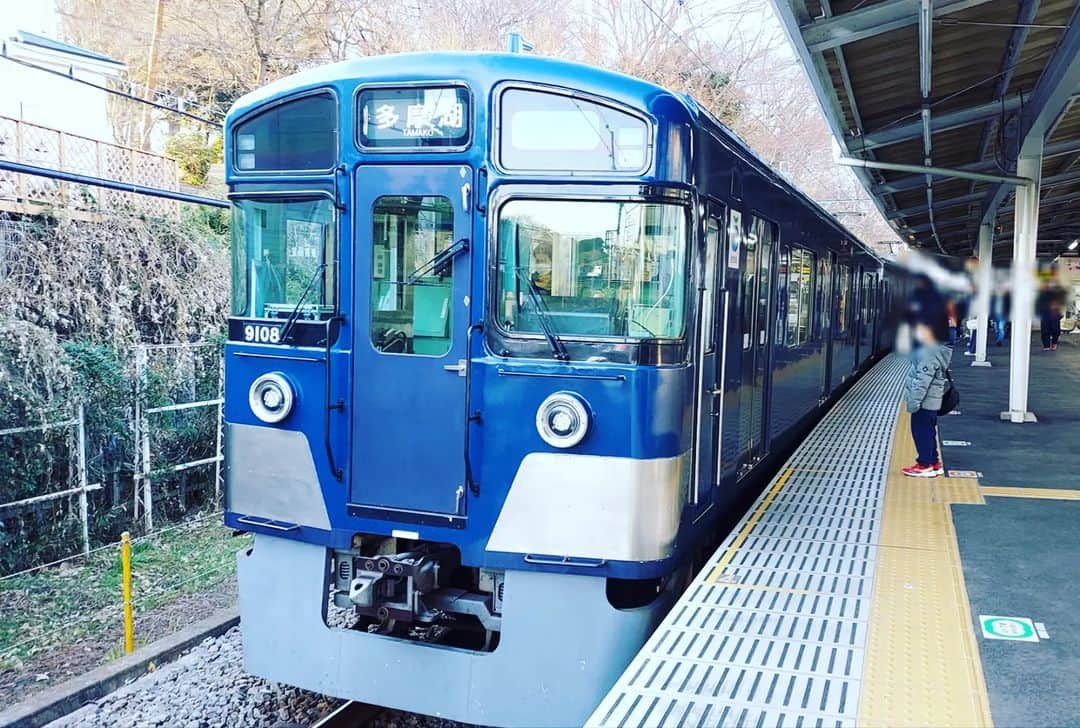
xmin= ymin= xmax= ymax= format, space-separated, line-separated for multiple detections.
xmin=588 ymin=356 xmax=908 ymax=728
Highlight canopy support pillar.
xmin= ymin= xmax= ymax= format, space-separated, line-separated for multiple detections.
xmin=973 ymin=221 xmax=993 ymax=367
xmin=1001 ymin=140 xmax=1042 ymax=423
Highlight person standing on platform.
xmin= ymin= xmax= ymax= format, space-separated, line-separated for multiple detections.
xmin=1036 ymin=280 xmax=1065 ymax=351
xmin=902 ymin=279 xmax=953 ymax=478
xmin=992 ymin=287 xmax=1010 ymax=346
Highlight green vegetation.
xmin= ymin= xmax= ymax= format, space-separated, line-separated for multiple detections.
xmin=0 ymin=516 xmax=249 ymax=670
xmin=165 ymin=131 xmax=223 ymax=186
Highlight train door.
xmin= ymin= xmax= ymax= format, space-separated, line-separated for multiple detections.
xmin=349 ymin=165 xmax=473 ymax=521
xmin=737 ymin=215 xmax=773 ymax=475
xmin=692 ymin=206 xmax=725 ymax=503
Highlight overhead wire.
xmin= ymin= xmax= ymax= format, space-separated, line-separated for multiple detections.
xmin=0 ymin=42 xmax=224 ymax=126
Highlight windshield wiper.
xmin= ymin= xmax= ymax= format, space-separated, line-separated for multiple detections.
xmin=514 ymin=267 xmax=569 ymax=361
xmin=279 ymin=262 xmax=328 ymax=344
xmin=406 ymin=237 xmax=469 ymax=285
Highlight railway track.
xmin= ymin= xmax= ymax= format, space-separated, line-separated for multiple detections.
xmin=309 ymin=700 xmax=385 ymax=727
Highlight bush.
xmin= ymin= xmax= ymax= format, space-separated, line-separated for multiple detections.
xmin=164 ymin=130 xmax=222 ymax=187
xmin=0 ymin=209 xmax=229 ymax=573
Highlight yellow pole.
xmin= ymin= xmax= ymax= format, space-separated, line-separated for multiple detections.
xmin=121 ymin=531 xmax=135 ymax=654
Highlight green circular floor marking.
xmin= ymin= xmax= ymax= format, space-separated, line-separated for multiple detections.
xmin=980 ymin=615 xmax=1037 ymax=641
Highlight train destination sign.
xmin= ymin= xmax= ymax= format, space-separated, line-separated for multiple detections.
xmin=358 ymin=85 xmax=470 ymax=149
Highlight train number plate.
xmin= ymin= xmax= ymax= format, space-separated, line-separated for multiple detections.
xmin=243 ymin=323 xmax=283 ymax=344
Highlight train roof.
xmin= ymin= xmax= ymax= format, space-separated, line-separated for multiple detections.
xmin=227 ymin=51 xmax=887 ymax=267
xmin=226 ymin=52 xmax=681 ymax=125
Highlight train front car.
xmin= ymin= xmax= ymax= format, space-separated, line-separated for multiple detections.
xmin=223 ymin=53 xmax=701 ymax=726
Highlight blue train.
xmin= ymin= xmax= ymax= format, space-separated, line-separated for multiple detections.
xmin=223 ymin=52 xmax=903 ymax=726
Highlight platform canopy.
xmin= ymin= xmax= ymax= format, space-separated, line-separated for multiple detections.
xmin=772 ymin=0 xmax=1080 ymax=262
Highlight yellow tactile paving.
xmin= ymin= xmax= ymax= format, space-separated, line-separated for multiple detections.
xmin=859 ymin=405 xmax=994 ymax=728
xmin=980 ymin=485 xmax=1080 ymax=500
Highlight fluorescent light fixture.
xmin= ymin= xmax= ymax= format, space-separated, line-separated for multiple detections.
xmin=1069 ymin=239 xmax=1079 ymax=251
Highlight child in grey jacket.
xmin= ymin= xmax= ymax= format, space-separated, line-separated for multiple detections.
xmin=903 ymin=322 xmax=953 ymax=477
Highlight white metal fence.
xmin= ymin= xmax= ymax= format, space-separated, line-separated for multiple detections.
xmin=132 ymin=342 xmax=224 ymax=532
xmin=0 ymin=341 xmax=223 ymax=574
xmin=0 ymin=405 xmax=101 ymax=556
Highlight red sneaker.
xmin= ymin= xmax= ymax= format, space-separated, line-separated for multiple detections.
xmin=1051 ymin=343 xmax=1058 ymax=350
xmin=933 ymin=462 xmax=944 ymax=475
xmin=902 ymin=463 xmax=939 ymax=478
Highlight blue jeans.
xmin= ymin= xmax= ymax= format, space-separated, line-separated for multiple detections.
xmin=910 ymin=408 xmax=939 ymax=466
xmin=993 ymin=317 xmax=1006 ymax=344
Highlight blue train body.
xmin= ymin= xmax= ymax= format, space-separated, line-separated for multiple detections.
xmin=223 ymin=52 xmax=903 ymax=726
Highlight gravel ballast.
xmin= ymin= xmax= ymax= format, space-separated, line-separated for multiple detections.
xmin=48 ymin=627 xmax=340 ymax=728
xmin=47 ymin=626 xmax=473 ymax=728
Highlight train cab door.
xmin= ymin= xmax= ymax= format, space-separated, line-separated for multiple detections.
xmin=349 ymin=165 xmax=473 ymax=523
xmin=736 ymin=215 xmax=774 ymax=476
xmin=692 ymin=206 xmax=726 ymax=504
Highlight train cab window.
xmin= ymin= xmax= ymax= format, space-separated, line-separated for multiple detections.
xmin=498 ymin=89 xmax=649 ymax=172
xmin=230 ymin=196 xmax=336 ymax=320
xmin=370 ymin=196 xmax=455 ymax=356
xmin=233 ymin=92 xmax=336 ymax=172
xmin=496 ymin=199 xmax=687 ymax=343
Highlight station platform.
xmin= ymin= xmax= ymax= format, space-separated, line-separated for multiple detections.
xmin=588 ymin=343 xmax=1080 ymax=728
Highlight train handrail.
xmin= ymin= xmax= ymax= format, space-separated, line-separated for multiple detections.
xmin=324 ymin=316 xmax=345 ymax=481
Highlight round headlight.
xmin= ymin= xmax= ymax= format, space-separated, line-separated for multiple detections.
xmin=536 ymin=392 xmax=590 ymax=448
xmin=249 ymin=372 xmax=294 ymax=424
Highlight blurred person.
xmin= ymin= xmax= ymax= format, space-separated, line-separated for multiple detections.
xmin=902 ymin=278 xmax=953 ymax=478
xmin=905 ymin=274 xmax=946 ymax=332
xmin=991 ymin=286 xmax=1010 ymax=346
xmin=902 ymin=318 xmax=953 ymax=478
xmin=945 ymin=298 xmax=960 ymax=345
xmin=1036 ymin=279 xmax=1066 ymax=351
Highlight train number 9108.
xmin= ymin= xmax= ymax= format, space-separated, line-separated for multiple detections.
xmin=243 ymin=324 xmax=282 ymax=344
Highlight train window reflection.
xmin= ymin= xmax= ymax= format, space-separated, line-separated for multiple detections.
xmin=837 ymin=264 xmax=851 ymax=336
xmin=499 ymin=89 xmax=649 ymax=172
xmin=233 ymin=92 xmax=336 ymax=172
xmin=783 ymin=246 xmax=815 ymax=347
xmin=231 ymin=197 xmax=336 ymax=319
xmin=496 ymin=199 xmax=687 ymax=341
xmin=370 ymin=196 xmax=455 ymax=356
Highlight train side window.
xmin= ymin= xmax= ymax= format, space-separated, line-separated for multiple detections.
xmin=816 ymin=255 xmax=831 ymax=339
xmin=836 ymin=264 xmax=851 ymax=337
xmin=233 ymin=92 xmax=336 ymax=173
xmin=498 ymin=88 xmax=650 ymax=172
xmin=370 ymin=196 xmax=455 ymax=356
xmin=776 ymin=246 xmax=789 ymax=344
xmin=741 ymin=227 xmax=757 ymax=351
xmin=784 ymin=246 xmax=815 ymax=347
xmin=703 ymin=218 xmax=720 ymax=352
xmin=798 ymin=250 xmax=815 ymax=344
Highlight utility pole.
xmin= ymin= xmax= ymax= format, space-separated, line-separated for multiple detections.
xmin=140 ymin=0 xmax=166 ymax=151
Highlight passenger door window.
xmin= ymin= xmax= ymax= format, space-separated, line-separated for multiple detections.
xmin=370 ymin=196 xmax=455 ymax=356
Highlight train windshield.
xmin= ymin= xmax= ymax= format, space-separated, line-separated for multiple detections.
xmin=496 ymin=200 xmax=687 ymax=341
xmin=231 ymin=196 xmax=336 ymax=320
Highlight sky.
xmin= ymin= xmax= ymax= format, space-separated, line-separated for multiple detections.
xmin=0 ymin=0 xmax=57 ymax=37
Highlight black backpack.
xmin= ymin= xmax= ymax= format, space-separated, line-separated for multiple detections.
xmin=938 ymin=369 xmax=960 ymax=415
